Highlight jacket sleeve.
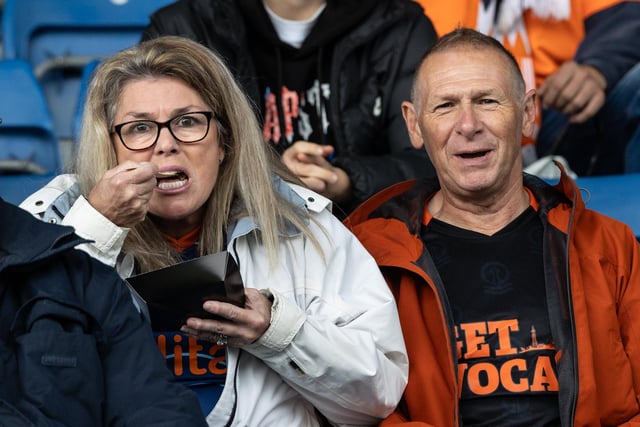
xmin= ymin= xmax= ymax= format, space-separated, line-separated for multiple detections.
xmin=141 ymin=0 xmax=202 ymax=42
xmin=333 ymin=7 xmax=438 ymax=210
xmin=380 ymin=411 xmax=435 ymax=427
xmin=616 ymin=229 xmax=640 ymax=425
xmin=19 ymin=174 xmax=128 ymax=269
xmin=84 ymin=255 xmax=207 ymax=426
xmin=574 ymin=2 xmax=640 ymax=90
xmin=241 ymin=207 xmax=409 ymax=425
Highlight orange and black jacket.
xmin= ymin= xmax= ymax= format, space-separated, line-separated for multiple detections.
xmin=347 ymin=171 xmax=640 ymax=426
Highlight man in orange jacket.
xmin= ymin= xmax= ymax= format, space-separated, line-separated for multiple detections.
xmin=348 ymin=28 xmax=640 ymax=426
xmin=415 ymin=0 xmax=640 ymax=176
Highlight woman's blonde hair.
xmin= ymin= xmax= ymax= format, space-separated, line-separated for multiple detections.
xmin=76 ymin=35 xmax=319 ymax=272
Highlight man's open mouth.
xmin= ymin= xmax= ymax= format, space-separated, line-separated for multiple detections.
xmin=459 ymin=150 xmax=490 ymax=159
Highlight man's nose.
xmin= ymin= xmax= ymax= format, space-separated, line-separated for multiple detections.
xmin=455 ymin=103 xmax=481 ymax=138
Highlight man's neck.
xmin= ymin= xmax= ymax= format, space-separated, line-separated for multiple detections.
xmin=428 ymin=183 xmax=530 ymax=236
xmin=263 ymin=0 xmax=326 ymax=21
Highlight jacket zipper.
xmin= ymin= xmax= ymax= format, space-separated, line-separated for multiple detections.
xmin=564 ymin=179 xmax=579 ymax=426
xmin=414 ymin=251 xmax=460 ymax=427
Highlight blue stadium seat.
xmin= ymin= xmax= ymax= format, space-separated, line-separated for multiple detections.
xmin=0 ymin=59 xmax=61 ymax=174
xmin=73 ymin=59 xmax=101 ymax=145
xmin=0 ymin=59 xmax=60 ymax=206
xmin=1 ymin=0 xmax=175 ymax=144
xmin=0 ymin=173 xmax=57 ymax=206
xmin=574 ymin=174 xmax=640 ymax=239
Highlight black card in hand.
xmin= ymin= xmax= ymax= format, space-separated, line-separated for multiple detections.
xmin=126 ymin=251 xmax=244 ymax=331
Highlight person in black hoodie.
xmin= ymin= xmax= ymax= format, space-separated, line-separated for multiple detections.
xmin=0 ymin=197 xmax=207 ymax=426
xmin=142 ymin=0 xmax=438 ymax=216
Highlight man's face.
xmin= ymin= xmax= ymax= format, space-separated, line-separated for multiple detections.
xmin=404 ymin=46 xmax=536 ymax=199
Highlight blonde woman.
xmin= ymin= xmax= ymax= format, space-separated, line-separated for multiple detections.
xmin=21 ymin=36 xmax=407 ymax=426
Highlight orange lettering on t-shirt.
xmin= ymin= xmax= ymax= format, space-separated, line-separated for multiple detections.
xmin=467 ymin=362 xmax=500 ymax=395
xmin=500 ymin=358 xmax=529 ymax=392
xmin=188 ymin=337 xmax=207 ymax=375
xmin=208 ymin=353 xmax=228 ymax=375
xmin=173 ymin=334 xmax=183 ymax=376
xmin=530 ymin=355 xmax=559 ymax=392
xmin=487 ymin=319 xmax=519 ymax=356
xmin=157 ymin=334 xmax=167 ymax=359
xmin=461 ymin=322 xmax=490 ymax=359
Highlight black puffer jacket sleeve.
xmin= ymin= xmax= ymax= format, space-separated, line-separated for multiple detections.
xmin=333 ymin=2 xmax=437 ymax=212
xmin=575 ymin=1 xmax=640 ymax=90
xmin=142 ymin=0 xmax=211 ymax=43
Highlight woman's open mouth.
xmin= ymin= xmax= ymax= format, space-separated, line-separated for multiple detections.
xmin=156 ymin=170 xmax=189 ymax=190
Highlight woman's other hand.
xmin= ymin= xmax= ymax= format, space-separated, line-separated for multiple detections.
xmin=182 ymin=288 xmax=273 ymax=346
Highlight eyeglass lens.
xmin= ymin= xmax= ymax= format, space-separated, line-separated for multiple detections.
xmin=119 ymin=112 xmax=211 ymax=150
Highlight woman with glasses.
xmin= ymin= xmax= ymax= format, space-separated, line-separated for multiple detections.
xmin=19 ymin=36 xmax=407 ymax=426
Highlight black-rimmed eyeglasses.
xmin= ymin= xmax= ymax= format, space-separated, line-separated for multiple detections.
xmin=112 ymin=111 xmax=214 ymax=151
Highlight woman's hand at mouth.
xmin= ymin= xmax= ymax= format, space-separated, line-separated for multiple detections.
xmin=88 ymin=161 xmax=159 ymax=227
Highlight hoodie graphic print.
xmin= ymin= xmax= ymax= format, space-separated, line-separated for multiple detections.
xmin=238 ymin=0 xmax=376 ymax=154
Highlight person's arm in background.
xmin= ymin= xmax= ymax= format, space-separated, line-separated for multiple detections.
xmin=141 ymin=0 xmax=204 ymax=42
xmin=538 ymin=1 xmax=640 ymax=123
xmin=576 ymin=1 xmax=640 ymax=95
xmin=332 ymin=4 xmax=438 ymax=210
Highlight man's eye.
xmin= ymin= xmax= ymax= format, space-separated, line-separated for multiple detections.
xmin=479 ymin=99 xmax=498 ymax=105
xmin=435 ymin=102 xmax=453 ymax=110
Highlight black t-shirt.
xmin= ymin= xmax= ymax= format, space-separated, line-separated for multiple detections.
xmin=422 ymin=207 xmax=560 ymax=427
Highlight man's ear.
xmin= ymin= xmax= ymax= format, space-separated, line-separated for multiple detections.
xmin=402 ymin=101 xmax=424 ymax=149
xmin=522 ymin=89 xmax=537 ymax=139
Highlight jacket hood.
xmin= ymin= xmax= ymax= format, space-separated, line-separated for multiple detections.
xmin=0 ymin=198 xmax=86 ymax=271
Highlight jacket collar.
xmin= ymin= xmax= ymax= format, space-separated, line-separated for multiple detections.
xmin=348 ymin=167 xmax=577 ymax=236
xmin=0 ymin=198 xmax=86 ymax=271
xmin=226 ymin=176 xmax=318 ymax=244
